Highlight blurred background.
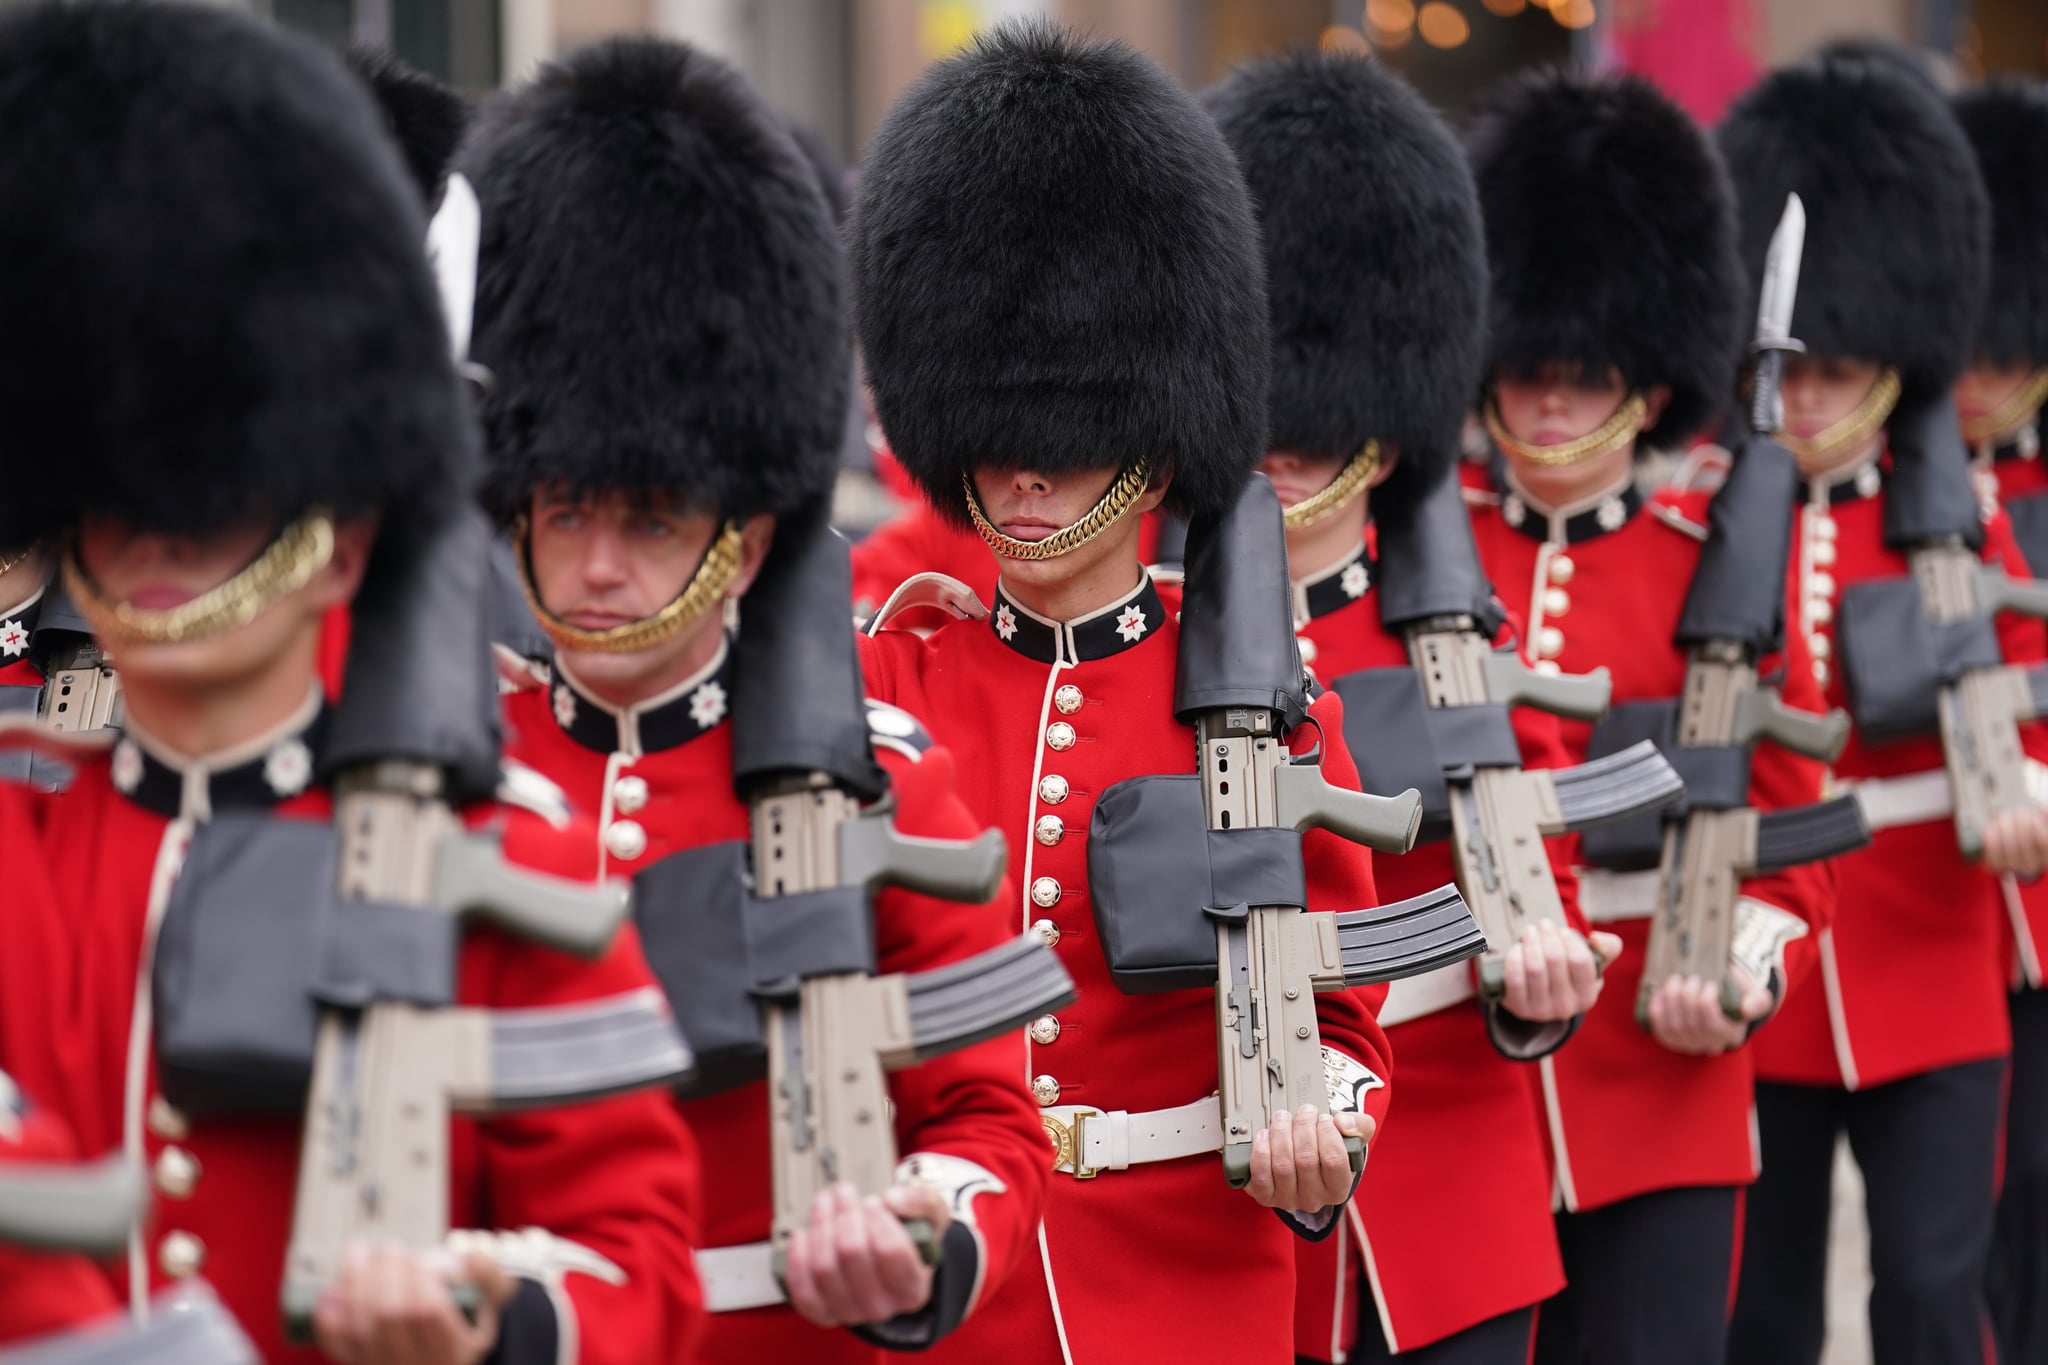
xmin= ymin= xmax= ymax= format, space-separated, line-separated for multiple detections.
xmin=245 ymin=0 xmax=2046 ymax=156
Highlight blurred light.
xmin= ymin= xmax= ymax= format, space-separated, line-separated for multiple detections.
xmin=1366 ymin=0 xmax=1417 ymax=35
xmin=1553 ymin=0 xmax=1595 ymax=27
xmin=1526 ymin=0 xmax=1559 ymax=9
xmin=1481 ymin=0 xmax=1526 ymax=14
xmin=1320 ymin=24 xmax=1374 ymax=54
xmin=1418 ymin=2 xmax=1470 ymax=47
xmin=918 ymin=0 xmax=979 ymax=59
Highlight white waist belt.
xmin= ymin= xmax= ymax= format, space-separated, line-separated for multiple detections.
xmin=1378 ymin=963 xmax=1477 ymax=1027
xmin=1040 ymin=1095 xmax=1223 ymax=1179
xmin=1846 ymin=770 xmax=1953 ymax=832
xmin=697 ymin=1241 xmax=785 ymax=1314
xmin=1577 ymin=868 xmax=1663 ymax=923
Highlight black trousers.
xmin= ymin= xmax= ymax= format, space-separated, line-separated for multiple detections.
xmin=1991 ymin=990 xmax=2048 ymax=1365
xmin=1304 ymin=1305 xmax=1536 ymax=1365
xmin=1532 ymin=1185 xmax=1739 ymax=1365
xmin=1729 ymin=1060 xmax=2005 ymax=1365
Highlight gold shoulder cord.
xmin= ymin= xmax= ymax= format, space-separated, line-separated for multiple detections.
xmin=1779 ymin=368 xmax=1902 ymax=465
xmin=963 ymin=459 xmax=1153 ymax=561
xmin=1484 ymin=393 xmax=1649 ymax=469
xmin=1962 ymin=368 xmax=2048 ymax=449
xmin=64 ymin=512 xmax=336 ymax=646
xmin=515 ymin=518 xmax=745 ymax=655
xmin=1282 ymin=442 xmax=1381 ymax=532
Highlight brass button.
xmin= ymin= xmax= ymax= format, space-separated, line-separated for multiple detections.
xmin=1809 ymin=633 xmax=1832 ymax=661
xmin=1054 ymin=685 xmax=1084 ymax=715
xmin=1812 ymin=515 xmax=1839 ymax=541
xmin=1542 ymin=588 xmax=1571 ymax=617
xmin=1814 ymin=661 xmax=1831 ymax=689
xmin=1807 ymin=572 xmax=1836 ymax=600
xmin=1537 ymin=627 xmax=1565 ymax=659
xmin=154 ymin=1147 xmax=200 ymax=1200
xmin=1030 ymin=916 xmax=1061 ymax=945
xmin=147 ymin=1096 xmax=189 ymax=1143
xmin=1031 ymin=1075 xmax=1061 ymax=1107
xmin=1809 ymin=597 xmax=1835 ymax=625
xmin=1547 ymin=553 xmax=1575 ymax=585
xmin=1035 ymin=815 xmax=1065 ymax=847
xmin=1810 ymin=540 xmax=1838 ymax=567
xmin=604 ymin=819 xmax=648 ymax=862
xmin=1038 ymin=775 xmax=1070 ymax=805
xmin=1297 ymin=636 xmax=1319 ymax=665
xmin=1533 ymin=660 xmax=1561 ymax=676
xmin=1045 ymin=722 xmax=1076 ymax=752
xmin=159 ymin=1230 xmax=206 ymax=1279
xmin=612 ymin=774 xmax=649 ymax=816
xmin=1029 ymin=1014 xmax=1062 ymax=1045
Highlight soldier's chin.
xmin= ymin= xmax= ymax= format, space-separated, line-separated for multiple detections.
xmin=113 ymin=610 xmax=304 ymax=694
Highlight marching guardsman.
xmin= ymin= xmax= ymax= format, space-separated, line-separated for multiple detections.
xmin=0 ymin=4 xmax=702 ymax=1360
xmin=1719 ymin=54 xmax=2048 ymax=1364
xmin=1954 ymin=77 xmax=2048 ymax=1365
xmin=1460 ymin=71 xmax=1835 ymax=1365
xmin=463 ymin=38 xmax=1051 ymax=1360
xmin=1205 ymin=51 xmax=1612 ymax=1365
xmin=852 ymin=23 xmax=1395 ymax=1365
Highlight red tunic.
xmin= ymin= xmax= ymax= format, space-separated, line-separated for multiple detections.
xmin=498 ymin=641 xmax=1050 ymax=1363
xmin=1463 ymin=470 xmax=1835 ymax=1212
xmin=17 ymin=699 xmax=704 ymax=1365
xmin=861 ymin=572 xmax=1393 ymax=1365
xmin=1289 ymin=547 xmax=1574 ymax=1358
xmin=1753 ymin=450 xmax=2048 ymax=1091
xmin=0 ymin=1073 xmax=126 ymax=1344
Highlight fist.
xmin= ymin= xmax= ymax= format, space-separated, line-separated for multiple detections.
xmin=1982 ymin=806 xmax=2048 ymax=878
xmin=785 ymin=1182 xmax=950 ymax=1328
xmin=1647 ymin=968 xmax=1772 ymax=1056
xmin=1245 ymin=1106 xmax=1375 ymax=1213
xmin=313 ymin=1240 xmax=515 ymax=1365
xmin=1500 ymin=920 xmax=1621 ymax=1022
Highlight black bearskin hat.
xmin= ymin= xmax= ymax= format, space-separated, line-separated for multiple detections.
xmin=0 ymin=0 xmax=469 ymax=551
xmin=463 ymin=38 xmax=847 ymax=524
xmin=1717 ymin=52 xmax=1988 ymax=405
xmin=1954 ymin=81 xmax=2048 ymax=370
xmin=347 ymin=47 xmax=470 ymax=209
xmin=1466 ymin=69 xmax=1744 ymax=449
xmin=1205 ymin=50 xmax=1485 ymax=519
xmin=850 ymin=20 xmax=1269 ymax=527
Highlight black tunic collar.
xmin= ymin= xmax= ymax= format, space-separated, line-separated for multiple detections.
xmin=1291 ymin=543 xmax=1374 ymax=625
xmin=551 ymin=637 xmax=735 ymax=756
xmin=991 ymin=574 xmax=1166 ymax=666
xmin=1800 ymin=450 xmax=1886 ymax=508
xmin=0 ymin=583 xmax=46 ymax=665
xmin=1494 ymin=468 xmax=1643 ymax=546
xmin=113 ymin=689 xmax=327 ymax=821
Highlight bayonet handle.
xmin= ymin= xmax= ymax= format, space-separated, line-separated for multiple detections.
xmin=841 ymin=815 xmax=1007 ymax=904
xmin=436 ymin=833 xmax=631 ymax=958
xmin=1274 ymin=764 xmax=1421 ymax=853
xmin=1480 ymin=654 xmax=1612 ymax=722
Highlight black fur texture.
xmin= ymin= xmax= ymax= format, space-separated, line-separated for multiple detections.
xmin=0 ymin=0 xmax=470 ymax=550
xmin=347 ymin=47 xmax=470 ymax=208
xmin=1466 ymin=69 xmax=1744 ymax=449
xmin=1954 ymin=81 xmax=2048 ymax=370
xmin=850 ymin=19 xmax=1269 ymax=528
xmin=462 ymin=38 xmax=847 ymax=525
xmin=1205 ymin=50 xmax=1484 ymax=520
xmin=1718 ymin=52 xmax=1988 ymax=404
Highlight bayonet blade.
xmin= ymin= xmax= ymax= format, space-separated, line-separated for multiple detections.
xmin=1750 ymin=193 xmax=1806 ymax=435
xmin=426 ymin=173 xmax=481 ymax=363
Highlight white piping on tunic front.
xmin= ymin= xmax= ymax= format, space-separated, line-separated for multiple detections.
xmin=1354 ymin=1200 xmax=1397 ymax=1356
xmin=1037 ymin=1220 xmax=1077 ymax=1365
xmin=125 ymin=821 xmax=192 ymax=1317
xmin=1537 ymin=1055 xmax=1580 ymax=1213
xmin=1021 ymin=652 xmax=1071 ymax=1354
xmin=1326 ymin=1210 xmax=1353 ymax=1363
xmin=1818 ymin=929 xmax=1860 ymax=1091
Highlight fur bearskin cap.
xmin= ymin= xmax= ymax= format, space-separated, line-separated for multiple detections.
xmin=1466 ymin=68 xmax=1743 ymax=449
xmin=1954 ymin=81 xmax=2048 ymax=370
xmin=0 ymin=0 xmax=469 ymax=550
xmin=1717 ymin=52 xmax=1988 ymax=405
xmin=850 ymin=20 xmax=1269 ymax=527
xmin=347 ymin=48 xmax=470 ymax=208
xmin=463 ymin=37 xmax=847 ymax=524
xmin=1205 ymin=50 xmax=1484 ymax=518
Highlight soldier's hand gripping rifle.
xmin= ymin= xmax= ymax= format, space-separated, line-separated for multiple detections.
xmin=1179 ymin=477 xmax=1485 ymax=1187
xmin=731 ymin=500 xmax=1075 ymax=1282
xmin=1640 ymin=194 xmax=1866 ymax=1024
xmin=1372 ymin=470 xmax=1684 ymax=1006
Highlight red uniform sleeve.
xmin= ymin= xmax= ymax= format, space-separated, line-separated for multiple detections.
xmin=868 ymin=741 xmax=1049 ymax=1340
xmin=1736 ymin=627 xmax=1836 ymax=997
xmin=465 ymin=811 xmax=704 ymax=1365
xmin=1296 ymin=690 xmax=1395 ymax=1139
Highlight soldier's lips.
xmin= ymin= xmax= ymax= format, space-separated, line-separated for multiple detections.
xmin=563 ymin=610 xmax=636 ymax=629
xmin=123 ymin=584 xmax=197 ymax=610
xmin=999 ymin=521 xmax=1060 ymax=543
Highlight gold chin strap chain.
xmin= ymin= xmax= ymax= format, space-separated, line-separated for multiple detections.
xmin=0 ymin=546 xmax=35 ymax=577
xmin=963 ymin=460 xmax=1153 ymax=562
xmin=64 ymin=511 xmax=336 ymax=646
xmin=517 ymin=518 xmax=745 ymax=655
xmin=1962 ymin=367 xmax=2048 ymax=449
xmin=1282 ymin=442 xmax=1382 ymax=532
xmin=1484 ymin=392 xmax=1649 ymax=469
xmin=1779 ymin=368 xmax=1902 ymax=466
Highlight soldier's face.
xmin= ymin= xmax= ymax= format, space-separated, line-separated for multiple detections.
xmin=1955 ymin=360 xmax=2038 ymax=428
xmin=1260 ymin=449 xmax=1380 ymax=578
xmin=1491 ymin=363 xmax=1629 ymax=447
xmin=968 ymin=464 xmax=1167 ymax=601
xmin=72 ymin=513 xmax=367 ymax=696
xmin=1782 ymin=355 xmax=1885 ymax=472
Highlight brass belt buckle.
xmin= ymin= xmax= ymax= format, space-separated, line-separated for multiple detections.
xmin=1042 ymin=1107 xmax=1104 ymax=1180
